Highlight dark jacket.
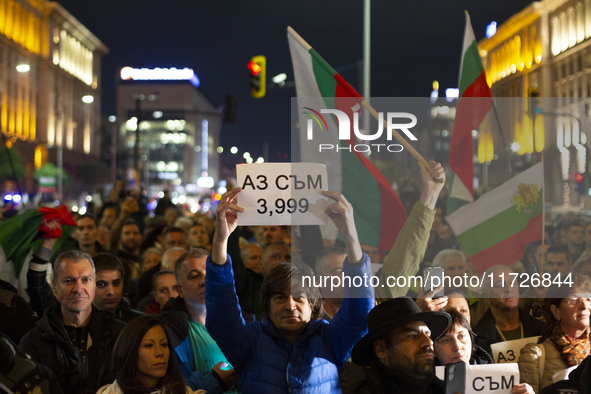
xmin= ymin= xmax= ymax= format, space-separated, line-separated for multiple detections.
xmin=0 ymin=279 xmax=38 ymax=344
xmin=472 ymin=307 xmax=543 ymax=357
xmin=0 ymin=332 xmax=64 ymax=394
xmin=18 ymin=304 xmax=124 ymax=394
xmin=227 ymin=231 xmax=263 ymax=318
xmin=470 ymin=344 xmax=494 ymax=365
xmin=540 ymin=353 xmax=591 ymax=394
xmin=354 ymin=362 xmax=444 ymax=394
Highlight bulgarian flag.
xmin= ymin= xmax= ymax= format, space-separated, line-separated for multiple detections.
xmin=446 ymin=162 xmax=544 ymax=274
xmin=448 ymin=11 xmax=493 ymax=214
xmin=287 ymin=26 xmax=407 ymax=252
xmin=0 ymin=205 xmax=77 ymax=276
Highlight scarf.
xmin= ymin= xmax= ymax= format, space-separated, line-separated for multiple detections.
xmin=550 ymin=325 xmax=590 ymax=367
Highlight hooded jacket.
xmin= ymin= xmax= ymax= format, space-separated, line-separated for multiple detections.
xmin=18 ymin=304 xmax=124 ymax=394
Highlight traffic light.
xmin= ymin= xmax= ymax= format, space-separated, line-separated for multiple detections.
xmin=575 ymin=172 xmax=585 ymax=195
xmin=528 ymin=88 xmax=541 ymax=119
xmin=248 ymin=56 xmax=266 ymax=98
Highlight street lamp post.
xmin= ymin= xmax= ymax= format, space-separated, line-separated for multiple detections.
xmin=134 ymin=97 xmax=141 ymax=188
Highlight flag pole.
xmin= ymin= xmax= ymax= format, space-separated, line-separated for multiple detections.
xmin=491 ymin=100 xmax=515 ymax=177
xmin=287 ymin=26 xmax=433 ymax=172
xmin=360 ymin=100 xmax=431 ymax=170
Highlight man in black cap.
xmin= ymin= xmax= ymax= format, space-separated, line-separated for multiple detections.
xmin=351 ymin=296 xmax=451 ymax=394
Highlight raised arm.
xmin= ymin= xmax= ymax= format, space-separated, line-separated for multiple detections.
xmin=211 ymin=187 xmax=243 ymax=265
xmin=377 ymin=161 xmax=445 ymax=300
xmin=321 ymin=191 xmax=363 ymax=264
xmin=108 ymin=198 xmax=138 ymax=253
xmin=206 ymin=188 xmax=255 ymax=372
xmin=27 ymin=220 xmax=60 ymax=316
xmin=321 ymin=192 xmax=374 ymax=365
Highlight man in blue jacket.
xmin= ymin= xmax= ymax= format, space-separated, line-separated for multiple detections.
xmin=206 ymin=187 xmax=375 ymax=394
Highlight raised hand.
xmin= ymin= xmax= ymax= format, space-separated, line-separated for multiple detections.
xmin=322 ymin=190 xmax=363 ymax=264
xmin=41 ymin=219 xmax=62 ymax=251
xmin=120 ymin=196 xmax=139 ymax=217
xmin=212 ymin=188 xmax=244 ymax=265
xmin=419 ymin=160 xmax=446 ymax=210
xmin=415 ymin=287 xmax=448 ymax=312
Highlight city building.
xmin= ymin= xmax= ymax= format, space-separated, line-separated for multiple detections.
xmin=116 ymin=66 xmax=222 ymax=198
xmin=0 ymin=0 xmax=108 ymax=198
xmin=478 ymin=0 xmax=591 ymax=208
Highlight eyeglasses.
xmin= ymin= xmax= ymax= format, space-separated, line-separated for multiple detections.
xmin=562 ymin=298 xmax=591 ymax=306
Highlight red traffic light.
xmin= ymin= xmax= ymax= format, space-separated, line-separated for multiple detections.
xmin=248 ymin=61 xmax=262 ymax=76
xmin=575 ymin=173 xmax=584 ymax=183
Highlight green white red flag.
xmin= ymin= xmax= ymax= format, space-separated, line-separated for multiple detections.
xmin=446 ymin=162 xmax=544 ymax=274
xmin=287 ymin=26 xmax=407 ymax=252
xmin=448 ymin=11 xmax=493 ymax=214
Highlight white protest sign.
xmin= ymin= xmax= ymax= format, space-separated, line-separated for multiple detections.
xmin=552 ymin=366 xmax=578 ymax=383
xmin=436 ymin=363 xmax=519 ymax=394
xmin=236 ymin=163 xmax=329 ymax=225
xmin=490 ymin=336 xmax=540 ymax=364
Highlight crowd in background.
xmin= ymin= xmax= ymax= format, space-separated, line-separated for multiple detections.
xmin=0 ymin=162 xmax=590 ymax=394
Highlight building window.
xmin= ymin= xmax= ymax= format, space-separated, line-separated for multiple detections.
xmin=561 ymin=12 xmax=569 ymax=52
xmin=577 ymin=2 xmax=586 ymax=43
xmin=552 ymin=16 xmax=561 ymax=55
xmin=568 ymin=7 xmax=577 ymax=48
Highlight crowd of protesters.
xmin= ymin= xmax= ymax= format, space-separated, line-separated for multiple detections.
xmin=0 ymin=161 xmax=589 ymax=394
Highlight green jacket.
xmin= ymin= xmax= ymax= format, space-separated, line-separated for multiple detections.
xmin=375 ymin=202 xmax=435 ymax=302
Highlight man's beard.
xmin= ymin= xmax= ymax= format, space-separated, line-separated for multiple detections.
xmin=386 ymin=349 xmax=435 ymax=380
xmin=122 ymin=242 xmax=137 ymax=253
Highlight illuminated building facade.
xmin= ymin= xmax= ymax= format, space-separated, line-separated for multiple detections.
xmin=479 ymin=0 xmax=591 ymax=207
xmin=0 ymin=0 xmax=108 ymax=196
xmin=116 ymin=67 xmax=221 ymax=195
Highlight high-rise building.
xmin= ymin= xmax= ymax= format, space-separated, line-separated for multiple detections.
xmin=116 ymin=66 xmax=221 ymax=197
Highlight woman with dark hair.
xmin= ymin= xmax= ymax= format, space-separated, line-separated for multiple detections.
xmin=97 ymin=315 xmax=205 ymax=394
xmin=519 ymin=273 xmax=591 ymax=393
xmin=436 ymin=308 xmax=534 ymax=393
xmin=434 ymin=307 xmax=492 ymax=366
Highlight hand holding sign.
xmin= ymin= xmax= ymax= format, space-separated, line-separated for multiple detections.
xmin=212 ymin=187 xmax=244 ymax=265
xmin=236 ymin=163 xmax=329 ymax=226
xmin=436 ymin=363 xmax=519 ymax=394
xmin=511 ymin=383 xmax=535 ymax=394
xmin=490 ymin=337 xmax=540 ymax=364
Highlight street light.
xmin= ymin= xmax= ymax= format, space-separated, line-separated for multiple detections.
xmin=82 ymin=95 xmax=94 ymax=103
xmin=272 ymin=73 xmax=287 ymax=87
xmin=16 ymin=64 xmax=30 ymax=72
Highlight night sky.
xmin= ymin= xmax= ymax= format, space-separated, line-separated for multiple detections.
xmin=55 ymin=0 xmax=533 ymax=159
